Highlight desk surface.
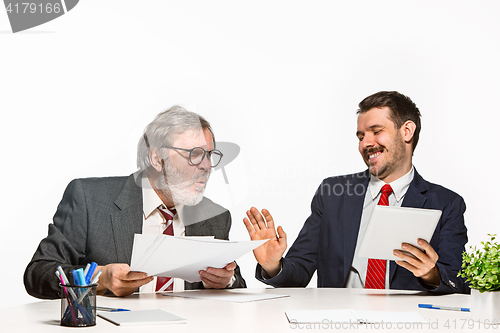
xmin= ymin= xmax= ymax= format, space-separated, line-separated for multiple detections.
xmin=1 ymin=288 xmax=489 ymax=332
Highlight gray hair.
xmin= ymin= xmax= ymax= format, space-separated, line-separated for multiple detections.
xmin=137 ymin=105 xmax=214 ymax=171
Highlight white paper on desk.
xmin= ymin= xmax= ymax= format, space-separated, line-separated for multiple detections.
xmin=98 ymin=309 xmax=186 ymax=326
xmin=286 ymin=309 xmax=428 ymax=324
xmin=130 ymin=234 xmax=267 ymax=282
xmin=357 ymin=206 xmax=442 ymax=260
xmin=163 ymin=289 xmax=290 ymax=303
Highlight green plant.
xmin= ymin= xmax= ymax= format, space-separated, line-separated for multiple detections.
xmin=458 ymin=234 xmax=500 ymax=293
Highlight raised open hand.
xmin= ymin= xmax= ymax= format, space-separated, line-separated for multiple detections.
xmin=243 ymin=207 xmax=287 ymax=277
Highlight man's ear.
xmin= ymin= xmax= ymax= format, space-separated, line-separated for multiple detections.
xmin=401 ymin=120 xmax=416 ymax=144
xmin=149 ymin=148 xmax=163 ymax=173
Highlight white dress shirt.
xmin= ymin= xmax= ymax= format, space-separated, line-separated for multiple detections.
xmin=345 ymin=166 xmax=414 ymax=289
xmin=139 ymin=177 xmax=186 ymax=293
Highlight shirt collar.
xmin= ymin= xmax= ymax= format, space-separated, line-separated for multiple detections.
xmin=142 ymin=176 xmax=164 ymax=219
xmin=368 ymin=166 xmax=415 ymax=203
xmin=141 ymin=176 xmax=181 ymax=218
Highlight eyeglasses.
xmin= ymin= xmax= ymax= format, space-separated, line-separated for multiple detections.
xmin=161 ymin=146 xmax=223 ymax=168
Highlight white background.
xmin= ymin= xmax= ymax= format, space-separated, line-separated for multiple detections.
xmin=1 ymin=1 xmax=499 ymax=310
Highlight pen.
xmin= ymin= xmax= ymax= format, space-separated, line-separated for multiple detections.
xmin=57 ymin=266 xmax=70 ymax=285
xmin=418 ymin=304 xmax=470 ymax=312
xmin=57 ymin=266 xmax=77 ymax=299
xmin=85 ymin=262 xmax=97 ymax=285
xmin=76 ymin=268 xmax=86 ymax=286
xmin=56 ymin=271 xmax=77 ymax=325
xmin=72 ymin=270 xmax=81 ymax=286
xmin=89 ymin=270 xmax=102 ymax=285
xmin=96 ymin=306 xmax=131 ymax=312
xmin=83 ymin=263 xmax=91 ymax=277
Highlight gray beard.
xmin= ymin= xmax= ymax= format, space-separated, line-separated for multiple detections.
xmin=156 ymin=163 xmax=210 ymax=206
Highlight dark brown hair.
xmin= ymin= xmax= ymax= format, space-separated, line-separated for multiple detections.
xmin=357 ymin=91 xmax=421 ymax=152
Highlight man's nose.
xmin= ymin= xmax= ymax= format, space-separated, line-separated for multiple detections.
xmin=197 ymin=153 xmax=211 ymax=170
xmin=360 ymin=134 xmax=375 ymax=150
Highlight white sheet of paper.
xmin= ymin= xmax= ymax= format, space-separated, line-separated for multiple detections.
xmin=163 ymin=289 xmax=290 ymax=302
xmin=130 ymin=234 xmax=267 ymax=282
xmin=357 ymin=206 xmax=442 ymax=260
xmin=285 ymin=309 xmax=428 ymax=324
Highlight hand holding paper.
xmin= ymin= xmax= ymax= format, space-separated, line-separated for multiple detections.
xmin=199 ymin=261 xmax=236 ymax=288
xmin=96 ymin=263 xmax=153 ymax=297
xmin=130 ymin=234 xmax=268 ymax=282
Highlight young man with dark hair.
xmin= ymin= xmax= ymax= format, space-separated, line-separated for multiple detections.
xmin=244 ymin=91 xmax=468 ymax=294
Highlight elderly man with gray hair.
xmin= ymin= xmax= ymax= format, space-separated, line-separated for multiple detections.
xmin=24 ymin=106 xmax=246 ymax=299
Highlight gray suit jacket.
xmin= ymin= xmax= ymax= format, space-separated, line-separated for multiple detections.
xmin=24 ymin=175 xmax=246 ymax=299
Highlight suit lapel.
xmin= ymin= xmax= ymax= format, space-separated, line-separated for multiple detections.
xmin=389 ymin=169 xmax=429 ymax=283
xmin=110 ymin=174 xmax=143 ymax=264
xmin=342 ymin=171 xmax=369 ymax=283
xmin=400 ymin=170 xmax=428 ymax=209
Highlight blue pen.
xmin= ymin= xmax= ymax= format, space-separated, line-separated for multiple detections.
xmin=85 ymin=262 xmax=97 ymax=285
xmin=418 ymin=304 xmax=470 ymax=312
xmin=96 ymin=306 xmax=131 ymax=312
xmin=72 ymin=270 xmax=81 ymax=286
xmin=76 ymin=268 xmax=86 ymax=286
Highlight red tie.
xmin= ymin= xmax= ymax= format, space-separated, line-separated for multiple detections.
xmin=365 ymin=184 xmax=393 ymax=289
xmin=155 ymin=207 xmax=176 ymax=292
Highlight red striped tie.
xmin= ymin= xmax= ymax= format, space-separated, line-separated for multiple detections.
xmin=155 ymin=207 xmax=176 ymax=292
xmin=365 ymin=184 xmax=393 ymax=289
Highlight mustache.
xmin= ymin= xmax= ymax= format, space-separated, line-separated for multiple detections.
xmin=157 ymin=167 xmax=210 ymax=190
xmin=191 ymin=172 xmax=209 ymax=184
xmin=363 ymin=146 xmax=384 ymax=157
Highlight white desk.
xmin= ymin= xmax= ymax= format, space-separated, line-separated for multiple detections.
xmin=0 ymin=288 xmax=487 ymax=332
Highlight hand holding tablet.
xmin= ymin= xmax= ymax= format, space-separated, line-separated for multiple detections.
xmin=357 ymin=206 xmax=442 ymax=261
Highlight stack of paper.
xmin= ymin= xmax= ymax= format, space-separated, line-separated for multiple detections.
xmin=98 ymin=309 xmax=186 ymax=326
xmin=130 ymin=234 xmax=267 ymax=282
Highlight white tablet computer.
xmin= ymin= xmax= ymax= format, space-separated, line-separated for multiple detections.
xmin=357 ymin=206 xmax=442 ymax=260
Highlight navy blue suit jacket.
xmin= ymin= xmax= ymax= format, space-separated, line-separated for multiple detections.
xmin=257 ymin=169 xmax=469 ymax=294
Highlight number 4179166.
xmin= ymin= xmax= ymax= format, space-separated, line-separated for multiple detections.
xmin=5 ymin=2 xmax=62 ymax=14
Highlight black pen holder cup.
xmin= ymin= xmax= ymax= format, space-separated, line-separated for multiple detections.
xmin=59 ymin=283 xmax=98 ymax=327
